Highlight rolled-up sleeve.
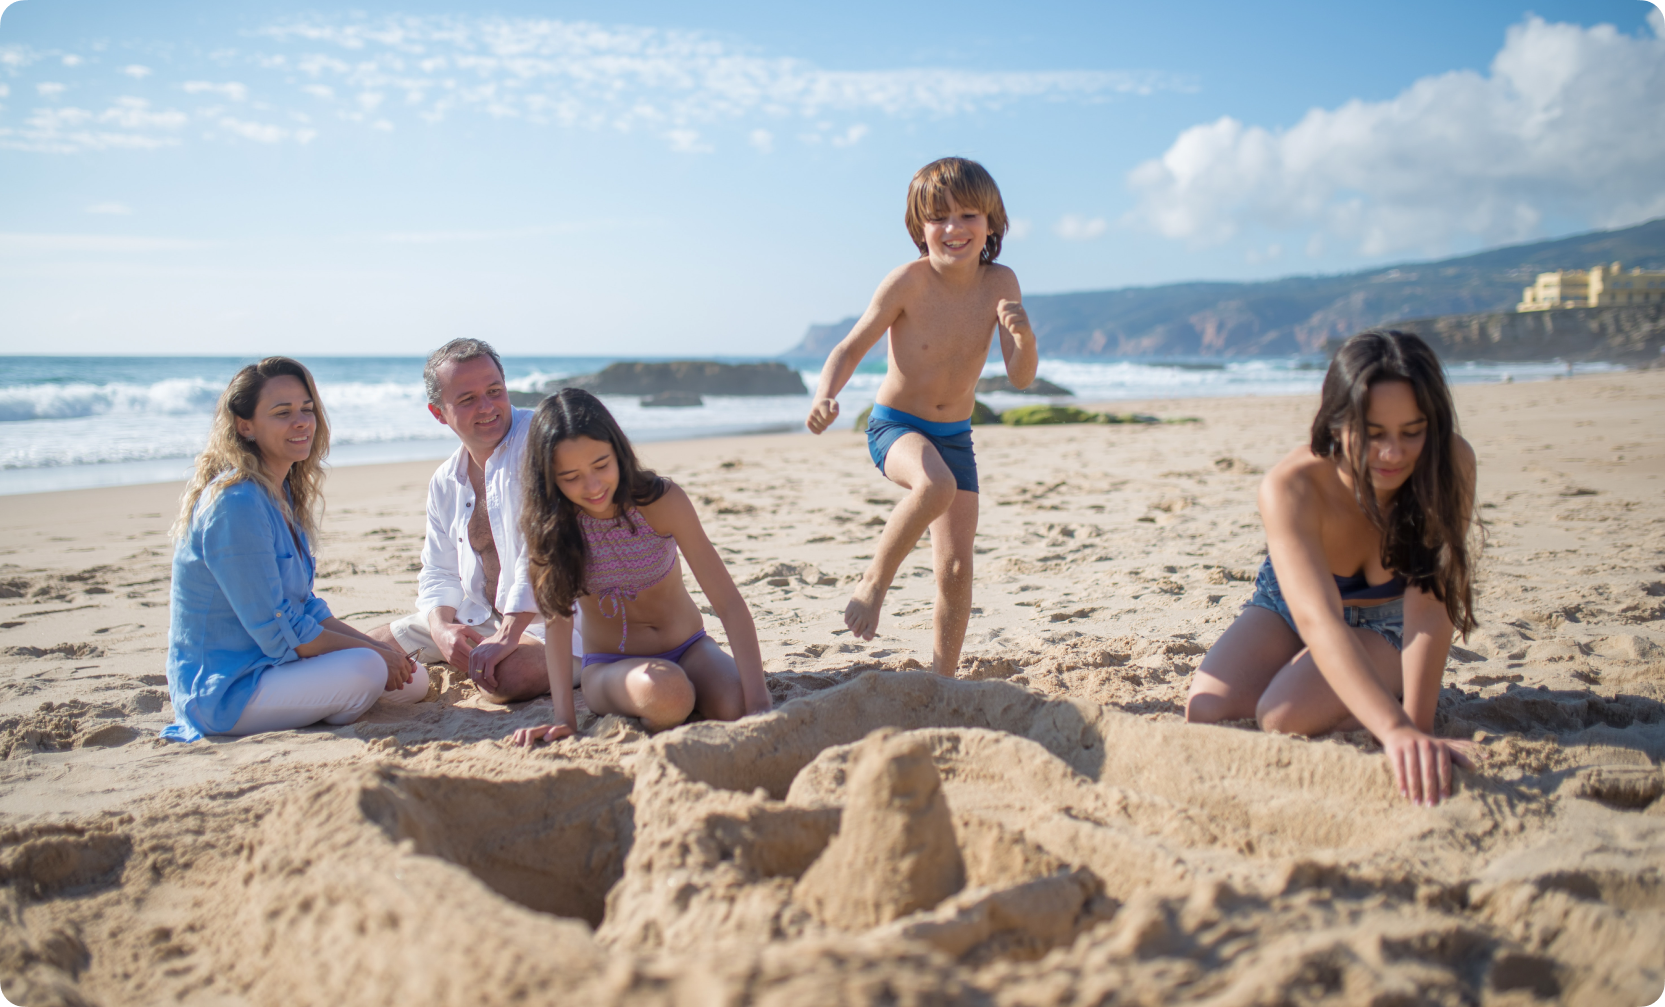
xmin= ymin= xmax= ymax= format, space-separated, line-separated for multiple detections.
xmin=200 ymin=491 xmax=325 ymax=663
xmin=415 ymin=470 xmax=467 ymax=614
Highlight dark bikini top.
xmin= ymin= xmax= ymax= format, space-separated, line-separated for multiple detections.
xmin=1334 ymin=570 xmax=1406 ymax=601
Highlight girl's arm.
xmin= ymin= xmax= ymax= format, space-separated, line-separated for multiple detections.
xmin=807 ymin=268 xmax=908 ymax=434
xmin=510 ymin=615 xmax=578 ymax=747
xmin=648 ymin=484 xmax=772 ymax=715
xmin=1399 ymin=588 xmax=1454 ymax=733
xmin=1261 ymin=464 xmax=1469 ymax=804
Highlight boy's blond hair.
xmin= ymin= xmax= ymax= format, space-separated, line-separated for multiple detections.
xmin=904 ymin=157 xmax=1009 ymax=265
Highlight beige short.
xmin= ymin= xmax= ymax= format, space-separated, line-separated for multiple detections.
xmin=388 ymin=610 xmax=546 ymax=666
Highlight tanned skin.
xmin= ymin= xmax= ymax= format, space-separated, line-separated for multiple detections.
xmin=806 ymin=195 xmax=1037 ymax=676
xmin=1186 ymin=380 xmax=1480 ymax=806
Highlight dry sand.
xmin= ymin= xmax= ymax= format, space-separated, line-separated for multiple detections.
xmin=0 ymin=372 xmax=1662 ymax=1006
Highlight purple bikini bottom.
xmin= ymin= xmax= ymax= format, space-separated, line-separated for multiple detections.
xmin=580 ymin=629 xmax=707 ymax=670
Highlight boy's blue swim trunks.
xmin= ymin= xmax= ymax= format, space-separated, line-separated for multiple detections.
xmin=865 ymin=403 xmax=979 ymax=493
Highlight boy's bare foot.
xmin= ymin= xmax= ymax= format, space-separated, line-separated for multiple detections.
xmin=845 ymin=577 xmax=887 ymax=640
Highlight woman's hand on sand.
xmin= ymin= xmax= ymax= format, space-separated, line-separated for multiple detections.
xmin=805 ymin=398 xmax=840 ymax=434
xmin=378 ymin=646 xmax=415 ymax=691
xmin=1381 ymin=726 xmax=1477 ymax=806
xmin=510 ymin=722 xmax=574 ymax=748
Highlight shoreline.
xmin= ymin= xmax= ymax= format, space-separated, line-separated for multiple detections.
xmin=0 ymin=360 xmax=1624 ymax=497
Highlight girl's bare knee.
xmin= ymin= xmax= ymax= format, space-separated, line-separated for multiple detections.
xmin=630 ymin=660 xmax=696 ymax=729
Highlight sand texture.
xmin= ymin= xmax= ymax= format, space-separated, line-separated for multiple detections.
xmin=0 ymin=372 xmax=1662 ymax=1005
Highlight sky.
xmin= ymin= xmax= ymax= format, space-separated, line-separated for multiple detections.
xmin=1 ymin=0 xmax=1662 ymax=357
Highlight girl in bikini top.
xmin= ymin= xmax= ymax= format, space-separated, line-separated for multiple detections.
xmin=1186 ymin=330 xmax=1481 ymax=808
xmin=509 ymin=388 xmax=772 ymax=748
xmin=578 ymin=505 xmax=679 ymax=650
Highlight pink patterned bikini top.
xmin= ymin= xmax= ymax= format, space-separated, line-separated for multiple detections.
xmin=579 ymin=506 xmax=679 ymax=651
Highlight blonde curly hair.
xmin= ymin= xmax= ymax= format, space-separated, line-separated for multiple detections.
xmin=173 ymin=357 xmax=331 ymax=543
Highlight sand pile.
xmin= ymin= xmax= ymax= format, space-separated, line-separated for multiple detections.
xmin=3 ymin=666 xmax=1661 ymax=1005
xmin=1 ymin=372 xmax=1663 ymax=1004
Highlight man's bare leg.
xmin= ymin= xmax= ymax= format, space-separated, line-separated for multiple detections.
xmin=473 ymin=640 xmax=554 ymax=704
xmin=846 ymin=433 xmax=958 ymax=640
xmin=928 ymin=489 xmax=978 ymax=676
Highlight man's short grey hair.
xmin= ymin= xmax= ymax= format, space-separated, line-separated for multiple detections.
xmin=424 ymin=338 xmax=505 ymax=407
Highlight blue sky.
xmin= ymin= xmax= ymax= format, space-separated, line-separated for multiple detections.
xmin=1 ymin=0 xmax=1661 ymax=357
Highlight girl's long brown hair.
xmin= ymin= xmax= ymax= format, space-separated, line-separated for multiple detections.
xmin=522 ymin=388 xmax=666 ymax=618
xmin=172 ymin=357 xmax=330 ymax=543
xmin=1311 ymin=330 xmax=1478 ymax=635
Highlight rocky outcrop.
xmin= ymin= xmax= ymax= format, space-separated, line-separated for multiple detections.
xmin=976 ymin=375 xmax=1073 ymax=396
xmin=514 ymin=362 xmax=807 ymax=406
xmin=1382 ymin=304 xmax=1665 ymax=364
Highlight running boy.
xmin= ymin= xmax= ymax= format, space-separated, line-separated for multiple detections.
xmin=805 ymin=157 xmax=1037 ymax=675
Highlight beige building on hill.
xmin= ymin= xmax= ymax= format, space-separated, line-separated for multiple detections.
xmin=1518 ymin=262 xmax=1665 ymax=311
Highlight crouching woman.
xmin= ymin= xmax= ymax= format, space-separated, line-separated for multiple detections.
xmin=164 ymin=357 xmax=427 ymax=741
xmin=1186 ymin=331 xmax=1480 ymax=805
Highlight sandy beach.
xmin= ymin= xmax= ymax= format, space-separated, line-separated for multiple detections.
xmin=1 ymin=371 xmax=1662 ymax=1005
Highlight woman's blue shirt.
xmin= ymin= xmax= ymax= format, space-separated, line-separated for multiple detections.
xmin=164 ymin=479 xmax=331 ymax=742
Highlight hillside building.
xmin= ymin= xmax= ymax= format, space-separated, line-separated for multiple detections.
xmin=1518 ymin=262 xmax=1665 ymax=311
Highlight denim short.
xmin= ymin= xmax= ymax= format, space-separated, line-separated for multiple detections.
xmin=1243 ymin=556 xmax=1405 ymax=651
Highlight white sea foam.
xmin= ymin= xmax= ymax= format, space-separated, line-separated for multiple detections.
xmin=0 ymin=357 xmax=1621 ymax=494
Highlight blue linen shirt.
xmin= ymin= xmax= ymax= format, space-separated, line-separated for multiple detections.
xmin=164 ymin=479 xmax=332 ymax=742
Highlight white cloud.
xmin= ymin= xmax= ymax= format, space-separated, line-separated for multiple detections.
xmin=0 ymin=84 xmax=8 ymax=99
xmin=666 ymin=127 xmax=711 ymax=153
xmin=830 ymin=123 xmax=868 ymax=147
xmin=36 ymin=81 xmax=65 ymax=96
xmin=61 ymin=54 xmax=82 ymax=67
xmin=84 ymin=202 xmax=132 ymax=215
xmin=183 ymin=80 xmax=248 ymax=101
xmin=1126 ymin=16 xmax=1665 ymax=257
xmin=302 ymin=84 xmax=334 ymax=100
xmin=217 ymin=116 xmax=313 ymax=144
xmin=0 ymin=98 xmax=187 ymax=152
xmin=748 ymin=127 xmax=773 ymax=153
xmin=371 ymin=118 xmax=393 ymax=131
xmin=121 ymin=64 xmax=152 ymax=79
xmin=1054 ymin=214 xmax=1108 ymax=241
xmin=251 ymin=15 xmax=1187 ymax=133
xmin=1006 ymin=217 xmax=1032 ymax=240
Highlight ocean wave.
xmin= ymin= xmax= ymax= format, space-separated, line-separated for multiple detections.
xmin=0 ymin=378 xmax=224 ymax=422
xmin=0 ymin=377 xmax=427 ymax=422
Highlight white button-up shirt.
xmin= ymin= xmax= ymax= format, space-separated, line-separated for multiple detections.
xmin=416 ymin=406 xmax=581 ymax=651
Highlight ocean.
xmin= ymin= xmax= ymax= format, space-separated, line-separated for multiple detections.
xmin=0 ymin=354 xmax=1613 ymax=496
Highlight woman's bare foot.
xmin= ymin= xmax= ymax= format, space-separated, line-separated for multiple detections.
xmin=845 ymin=576 xmax=887 ymax=640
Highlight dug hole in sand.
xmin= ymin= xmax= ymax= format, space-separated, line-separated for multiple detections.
xmin=3 ymin=668 xmax=1662 ymax=1006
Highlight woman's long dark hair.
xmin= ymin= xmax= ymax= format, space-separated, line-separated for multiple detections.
xmin=522 ymin=388 xmax=667 ymax=618
xmin=1311 ymin=330 xmax=1478 ymax=635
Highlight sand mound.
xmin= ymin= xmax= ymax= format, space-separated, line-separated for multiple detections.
xmin=4 ymin=670 xmax=1661 ymax=1005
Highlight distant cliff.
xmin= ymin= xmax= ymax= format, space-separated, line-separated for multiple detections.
xmin=785 ymin=317 xmax=884 ymax=364
xmin=1384 ymin=304 xmax=1665 ymax=364
xmin=779 ymin=217 xmax=1665 ymax=360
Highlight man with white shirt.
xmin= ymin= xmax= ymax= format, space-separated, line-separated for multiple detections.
xmin=368 ymin=338 xmax=579 ymax=702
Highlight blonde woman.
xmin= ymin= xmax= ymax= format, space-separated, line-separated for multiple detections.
xmin=164 ymin=357 xmax=427 ymax=741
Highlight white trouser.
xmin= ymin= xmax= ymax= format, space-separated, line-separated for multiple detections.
xmin=227 ymin=648 xmax=430 ymax=736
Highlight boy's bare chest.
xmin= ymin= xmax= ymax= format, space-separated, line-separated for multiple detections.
xmin=895 ymin=288 xmax=997 ymax=350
